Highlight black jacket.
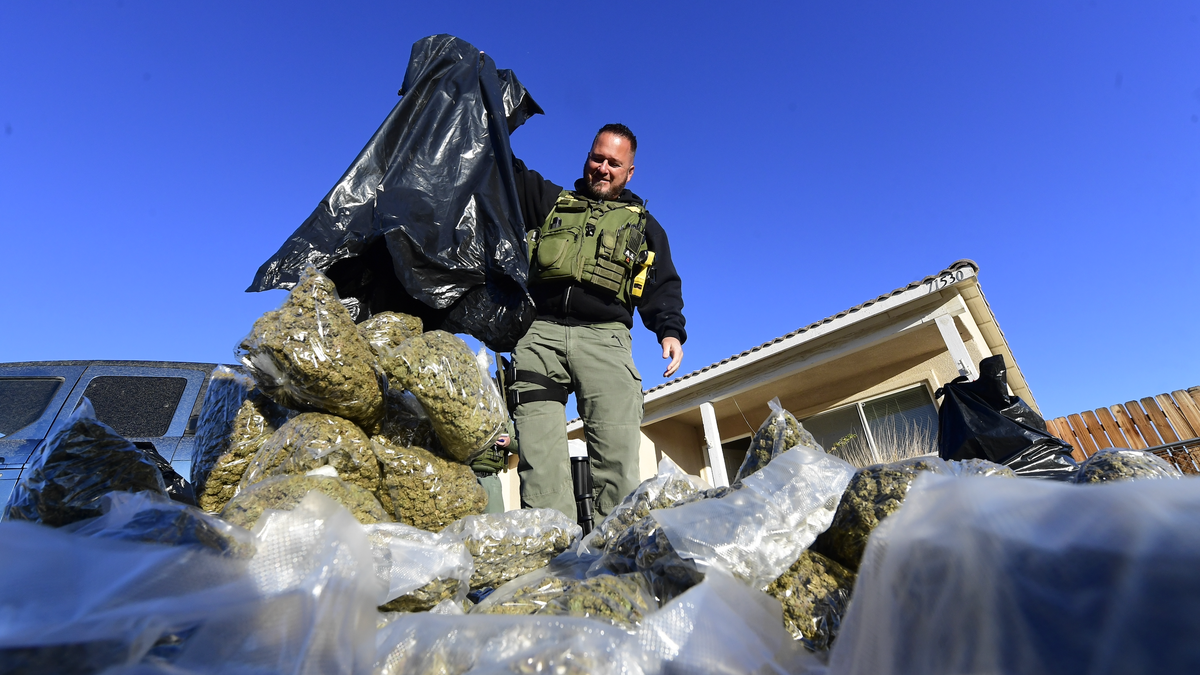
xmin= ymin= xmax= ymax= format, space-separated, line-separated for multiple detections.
xmin=513 ymin=158 xmax=687 ymax=345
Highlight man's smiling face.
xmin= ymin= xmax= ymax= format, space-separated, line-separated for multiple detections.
xmin=582 ymin=131 xmax=635 ymax=200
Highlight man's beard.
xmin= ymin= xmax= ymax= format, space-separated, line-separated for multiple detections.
xmin=583 ymin=176 xmax=626 ymax=200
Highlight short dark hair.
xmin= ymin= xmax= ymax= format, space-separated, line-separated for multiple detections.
xmin=595 ymin=123 xmax=637 ymax=156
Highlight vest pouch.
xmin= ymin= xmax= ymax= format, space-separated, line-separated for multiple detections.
xmin=533 ymin=223 xmax=584 ymax=283
xmin=582 ymin=258 xmax=626 ymax=294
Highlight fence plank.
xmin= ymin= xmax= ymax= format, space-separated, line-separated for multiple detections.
xmin=1124 ymin=401 xmax=1164 ymax=446
xmin=1067 ymin=413 xmax=1098 ymax=457
xmin=1095 ymin=407 xmax=1131 ymax=448
xmin=1169 ymin=390 xmax=1200 ymax=438
xmin=1156 ymin=394 xmax=1196 ymax=440
xmin=1048 ymin=417 xmax=1087 ymax=462
xmin=1141 ymin=397 xmax=1181 ymax=444
xmin=1109 ymin=405 xmax=1149 ymax=449
xmin=1081 ymin=410 xmax=1112 ymax=450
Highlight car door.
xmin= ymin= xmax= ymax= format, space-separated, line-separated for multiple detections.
xmin=0 ymin=364 xmax=87 ymax=509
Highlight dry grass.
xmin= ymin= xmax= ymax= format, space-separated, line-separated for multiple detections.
xmin=827 ymin=417 xmax=938 ymax=468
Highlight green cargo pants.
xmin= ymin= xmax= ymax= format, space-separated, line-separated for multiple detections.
xmin=511 ymin=320 xmax=644 ymax=519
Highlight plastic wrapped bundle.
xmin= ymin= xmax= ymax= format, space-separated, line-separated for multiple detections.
xmin=593 ymin=514 xmax=705 ymax=602
xmin=376 ymin=388 xmax=440 ymax=451
xmin=220 ymin=473 xmax=389 ymax=529
xmin=443 ymin=508 xmax=581 ymax=590
xmin=237 ymin=266 xmax=385 ymax=432
xmin=764 ymin=550 xmax=856 ymax=652
xmin=66 ymin=491 xmax=255 ymax=558
xmin=811 ymin=456 xmax=951 ymax=572
xmin=577 ymin=456 xmax=705 ymax=555
xmin=948 ymin=457 xmax=1018 ymax=477
xmin=733 ymin=397 xmax=822 ymax=483
xmin=830 ymin=473 xmax=1200 ymax=675
xmin=372 ymin=436 xmax=487 ymax=531
xmin=358 ymin=311 xmax=424 ymax=361
xmin=379 ymin=330 xmax=506 ymax=463
xmin=472 ymin=566 xmax=657 ymax=629
xmin=3 ymin=399 xmax=167 ymax=527
xmin=375 ymin=571 xmax=818 ymax=675
xmin=365 ymin=522 xmax=474 ymax=613
xmin=670 ymin=483 xmax=742 ymax=507
xmin=1072 ymin=448 xmax=1183 ymax=484
xmin=238 ymin=412 xmax=380 ymax=498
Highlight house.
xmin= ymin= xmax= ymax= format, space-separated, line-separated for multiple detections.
xmin=498 ymin=259 xmax=1037 ymax=506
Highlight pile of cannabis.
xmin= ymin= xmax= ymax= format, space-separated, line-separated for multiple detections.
xmin=372 ymin=436 xmax=487 ymax=530
xmin=443 ymin=509 xmax=581 ymax=590
xmin=732 ymin=397 xmax=821 ymax=483
xmin=379 ymin=330 xmax=507 ymax=464
xmin=237 ymin=265 xmax=384 ymax=432
xmin=220 ymin=474 xmax=389 ymax=530
xmin=764 ymin=550 xmax=856 ymax=652
xmin=1072 ymin=448 xmax=1183 ymax=483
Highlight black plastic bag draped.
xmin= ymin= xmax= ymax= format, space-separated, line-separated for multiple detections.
xmin=936 ymin=355 xmax=1077 ymax=479
xmin=247 ymin=35 xmax=543 ymax=351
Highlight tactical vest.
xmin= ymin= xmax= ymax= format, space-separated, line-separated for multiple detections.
xmin=527 ymin=190 xmax=649 ymax=307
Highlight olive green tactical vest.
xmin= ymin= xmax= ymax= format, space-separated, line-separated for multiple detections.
xmin=527 ymin=190 xmax=649 ymax=307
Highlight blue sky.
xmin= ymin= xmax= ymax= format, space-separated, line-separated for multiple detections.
xmin=1 ymin=1 xmax=1197 ymax=419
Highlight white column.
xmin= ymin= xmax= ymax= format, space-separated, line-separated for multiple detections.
xmin=935 ymin=314 xmax=977 ymax=379
xmin=700 ymin=401 xmax=730 ymax=487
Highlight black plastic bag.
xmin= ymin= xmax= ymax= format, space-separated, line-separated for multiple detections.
xmin=936 ymin=355 xmax=1077 ymax=479
xmin=247 ymin=34 xmax=542 ymax=351
xmin=137 ymin=442 xmax=197 ymax=506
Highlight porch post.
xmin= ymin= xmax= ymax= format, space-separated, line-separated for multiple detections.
xmin=700 ymin=401 xmax=730 ymax=487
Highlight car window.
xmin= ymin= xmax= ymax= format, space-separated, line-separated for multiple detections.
xmin=82 ymin=376 xmax=188 ymax=437
xmin=0 ymin=378 xmax=64 ymax=437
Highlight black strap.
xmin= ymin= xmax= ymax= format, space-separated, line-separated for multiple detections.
xmin=507 ymin=370 xmax=570 ymax=408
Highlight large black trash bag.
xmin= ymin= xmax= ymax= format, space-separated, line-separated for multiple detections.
xmin=936 ymin=355 xmax=1077 ymax=479
xmin=247 ymin=34 xmax=543 ymax=351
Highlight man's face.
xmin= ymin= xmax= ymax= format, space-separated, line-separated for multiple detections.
xmin=582 ymin=132 xmax=635 ymax=200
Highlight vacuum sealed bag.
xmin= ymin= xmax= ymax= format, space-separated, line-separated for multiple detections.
xmin=372 ymin=436 xmax=487 ymax=531
xmin=238 ymin=412 xmax=380 ymax=496
xmin=237 ymin=266 xmax=385 ymax=432
xmin=471 ymin=565 xmax=658 ymax=629
xmin=443 ymin=508 xmax=581 ymax=590
xmin=576 ymin=455 xmax=706 ymax=555
xmin=733 ymin=397 xmax=822 ymax=483
xmin=830 ymin=473 xmax=1200 ymax=675
xmin=220 ymin=473 xmax=389 ymax=530
xmin=764 ymin=549 xmax=856 ymax=653
xmin=1071 ymin=448 xmax=1183 ymax=483
xmin=366 ymin=522 xmax=474 ymax=613
xmin=66 ymin=491 xmax=255 ymax=558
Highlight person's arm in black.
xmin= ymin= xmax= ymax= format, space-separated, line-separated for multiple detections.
xmin=637 ymin=214 xmax=687 ymax=376
xmin=512 ymin=157 xmax=562 ymax=231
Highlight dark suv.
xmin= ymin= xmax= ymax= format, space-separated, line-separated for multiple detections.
xmin=0 ymin=361 xmax=228 ymax=509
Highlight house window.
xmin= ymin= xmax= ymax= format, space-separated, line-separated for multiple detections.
xmin=802 ymin=385 xmax=939 ymax=465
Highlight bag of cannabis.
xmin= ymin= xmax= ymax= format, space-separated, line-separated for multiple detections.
xmin=577 ymin=455 xmax=706 ymax=556
xmin=3 ymin=399 xmax=167 ymax=527
xmin=733 ymin=397 xmax=822 ymax=483
xmin=829 ymin=473 xmax=1200 ymax=675
xmin=191 ymin=367 xmax=293 ymax=512
xmin=65 ymin=491 xmax=255 ymax=558
xmin=237 ymin=266 xmax=385 ymax=432
xmin=1071 ymin=448 xmax=1183 ymax=483
xmin=238 ymin=412 xmax=381 ymax=497
xmin=365 ymin=522 xmax=474 ymax=613
xmin=371 ymin=436 xmax=487 ymax=531
xmin=442 ymin=508 xmax=581 ymax=590
xmin=375 ymin=388 xmax=441 ymax=451
xmin=379 ymin=330 xmax=507 ymax=463
xmin=947 ymin=457 xmax=1018 ymax=477
xmin=764 ymin=549 xmax=856 ymax=653
xmin=810 ymin=456 xmax=951 ymax=572
xmin=358 ymin=311 xmax=423 ymax=360
xmin=220 ymin=473 xmax=390 ymax=530
xmin=471 ymin=565 xmax=658 ymax=629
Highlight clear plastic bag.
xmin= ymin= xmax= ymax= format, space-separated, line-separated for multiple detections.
xmin=947 ymin=457 xmax=1017 ymax=477
xmin=379 ymin=330 xmax=507 ymax=464
xmin=576 ymin=456 xmax=708 ymax=556
xmin=376 ymin=388 xmax=440 ymax=451
xmin=830 ymin=473 xmax=1200 ymax=675
xmin=357 ymin=311 xmax=424 ymax=361
xmin=733 ymin=397 xmax=823 ymax=483
xmin=1071 ymin=448 xmax=1183 ymax=484
xmin=364 ymin=522 xmax=474 ymax=613
xmin=3 ymin=399 xmax=167 ymax=527
xmin=471 ymin=564 xmax=658 ymax=630
xmin=220 ymin=473 xmax=389 ymax=530
xmin=810 ymin=456 xmax=951 ymax=572
xmin=651 ymin=446 xmax=856 ymax=592
xmin=764 ymin=549 xmax=856 ymax=653
xmin=374 ymin=570 xmax=819 ymax=675
xmin=372 ymin=436 xmax=487 ymax=531
xmin=442 ymin=508 xmax=582 ymax=590
xmin=238 ymin=412 xmax=380 ymax=498
xmin=237 ymin=266 xmax=385 ymax=432
xmin=66 ymin=491 xmax=255 ymax=558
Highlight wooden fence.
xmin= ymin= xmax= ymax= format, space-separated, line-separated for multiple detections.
xmin=1045 ymin=387 xmax=1200 ymax=474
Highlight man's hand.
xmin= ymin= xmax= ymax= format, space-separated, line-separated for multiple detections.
xmin=661 ymin=337 xmax=683 ymax=378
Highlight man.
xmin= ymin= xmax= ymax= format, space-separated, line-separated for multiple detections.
xmin=508 ymin=123 xmax=686 ymax=518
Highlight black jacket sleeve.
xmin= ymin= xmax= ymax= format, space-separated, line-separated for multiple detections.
xmin=638 ymin=213 xmax=687 ymax=345
xmin=512 ymin=157 xmax=562 ymax=232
